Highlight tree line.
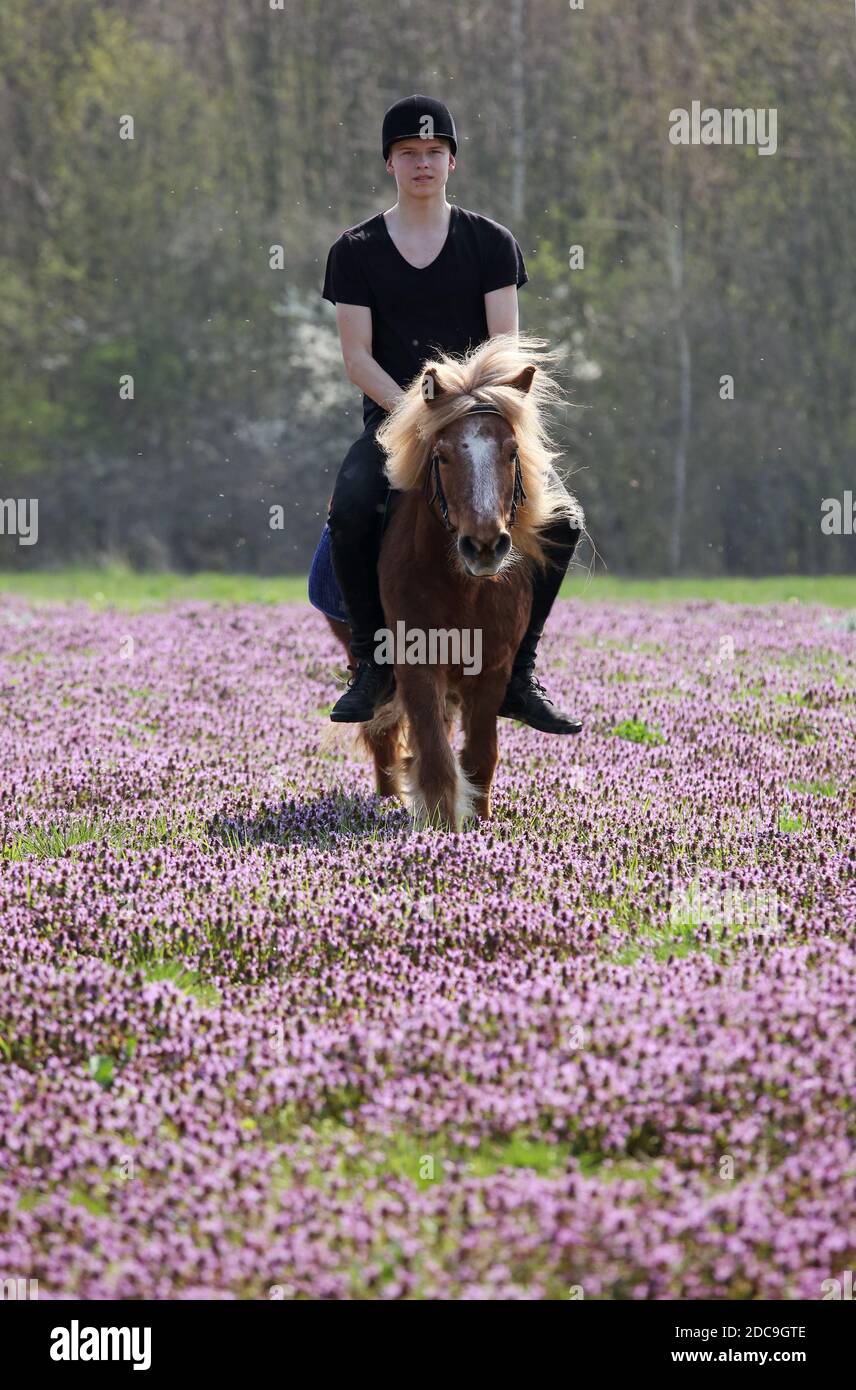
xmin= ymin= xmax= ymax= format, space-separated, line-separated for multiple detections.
xmin=0 ymin=0 xmax=854 ymax=577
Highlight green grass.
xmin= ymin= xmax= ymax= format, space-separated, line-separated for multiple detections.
xmin=269 ymin=1119 xmax=662 ymax=1190
xmin=611 ymin=718 xmax=665 ymax=746
xmin=139 ymin=961 xmax=222 ymax=1007
xmin=0 ymin=809 xmax=208 ymax=861
xmin=0 ymin=566 xmax=308 ymax=608
xmin=0 ymin=566 xmax=854 ymax=608
xmin=789 ymin=778 xmax=838 ymax=797
xmin=569 ymin=573 xmax=856 ymax=606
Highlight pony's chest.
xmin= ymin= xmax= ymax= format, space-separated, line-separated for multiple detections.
xmin=381 ymin=546 xmax=531 ymax=630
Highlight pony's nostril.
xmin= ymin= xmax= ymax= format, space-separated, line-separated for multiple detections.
xmin=481 ymin=532 xmax=510 ymax=559
xmin=459 ymin=533 xmax=510 ymax=569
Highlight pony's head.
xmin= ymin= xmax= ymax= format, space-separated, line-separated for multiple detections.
xmin=377 ymin=333 xmax=580 ymax=575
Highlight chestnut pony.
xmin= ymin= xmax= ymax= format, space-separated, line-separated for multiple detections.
xmin=327 ymin=333 xmax=581 ymax=830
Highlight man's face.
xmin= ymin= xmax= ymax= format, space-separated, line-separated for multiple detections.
xmin=386 ymin=137 xmax=455 ymax=194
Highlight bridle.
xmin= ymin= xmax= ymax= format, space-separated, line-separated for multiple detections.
xmin=425 ymin=402 xmax=527 ymax=534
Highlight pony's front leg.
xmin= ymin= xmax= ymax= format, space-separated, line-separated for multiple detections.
xmin=460 ymin=674 xmax=506 ymax=820
xmin=365 ymin=723 xmax=401 ymax=798
xmin=396 ymin=668 xmax=464 ymax=830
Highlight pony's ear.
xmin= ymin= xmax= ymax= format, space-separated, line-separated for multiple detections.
xmin=421 ymin=367 xmax=443 ymax=403
xmin=507 ymin=364 xmax=537 ymax=394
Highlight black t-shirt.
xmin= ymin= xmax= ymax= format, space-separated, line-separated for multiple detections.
xmin=321 ymin=204 xmax=528 ymax=424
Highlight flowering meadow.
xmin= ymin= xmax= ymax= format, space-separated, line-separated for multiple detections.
xmin=0 ymin=595 xmax=853 ymax=1300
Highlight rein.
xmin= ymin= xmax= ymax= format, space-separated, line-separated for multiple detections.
xmin=425 ymin=403 xmax=527 ymax=534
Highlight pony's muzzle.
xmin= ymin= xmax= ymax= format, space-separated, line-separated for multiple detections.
xmin=458 ymin=529 xmax=512 ymax=576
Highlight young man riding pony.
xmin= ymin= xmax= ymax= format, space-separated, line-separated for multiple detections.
xmin=321 ymin=94 xmax=581 ymax=734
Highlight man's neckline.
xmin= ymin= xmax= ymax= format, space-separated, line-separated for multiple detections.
xmin=378 ymin=204 xmax=457 ymax=271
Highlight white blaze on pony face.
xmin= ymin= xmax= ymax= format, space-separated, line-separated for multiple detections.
xmin=450 ymin=418 xmax=514 ymax=576
xmin=461 ymin=419 xmax=502 ymax=520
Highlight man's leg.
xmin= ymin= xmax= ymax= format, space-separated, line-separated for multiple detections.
xmin=327 ymin=414 xmax=394 ymax=721
xmin=499 ymin=512 xmax=583 ymax=735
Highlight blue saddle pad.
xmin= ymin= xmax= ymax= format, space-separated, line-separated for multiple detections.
xmin=308 ymin=523 xmax=349 ymax=623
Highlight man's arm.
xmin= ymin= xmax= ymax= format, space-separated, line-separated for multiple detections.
xmin=485 ymin=284 xmax=519 ymax=337
xmin=335 ymin=303 xmax=404 ymax=414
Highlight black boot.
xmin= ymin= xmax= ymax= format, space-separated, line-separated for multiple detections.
xmin=330 ymin=660 xmax=394 ymax=723
xmin=499 ymin=664 xmax=582 ymax=735
xmin=500 ymin=513 xmax=583 ymax=734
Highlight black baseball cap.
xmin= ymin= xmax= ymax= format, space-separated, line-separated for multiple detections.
xmin=382 ymin=94 xmax=458 ymax=160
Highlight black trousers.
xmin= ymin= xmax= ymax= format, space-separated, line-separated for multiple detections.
xmin=327 ymin=405 xmax=580 ymax=664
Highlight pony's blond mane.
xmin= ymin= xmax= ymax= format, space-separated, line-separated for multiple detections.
xmin=376 ymin=333 xmax=582 ymax=565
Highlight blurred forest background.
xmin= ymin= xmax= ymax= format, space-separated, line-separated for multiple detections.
xmin=1 ymin=0 xmax=854 ymax=577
